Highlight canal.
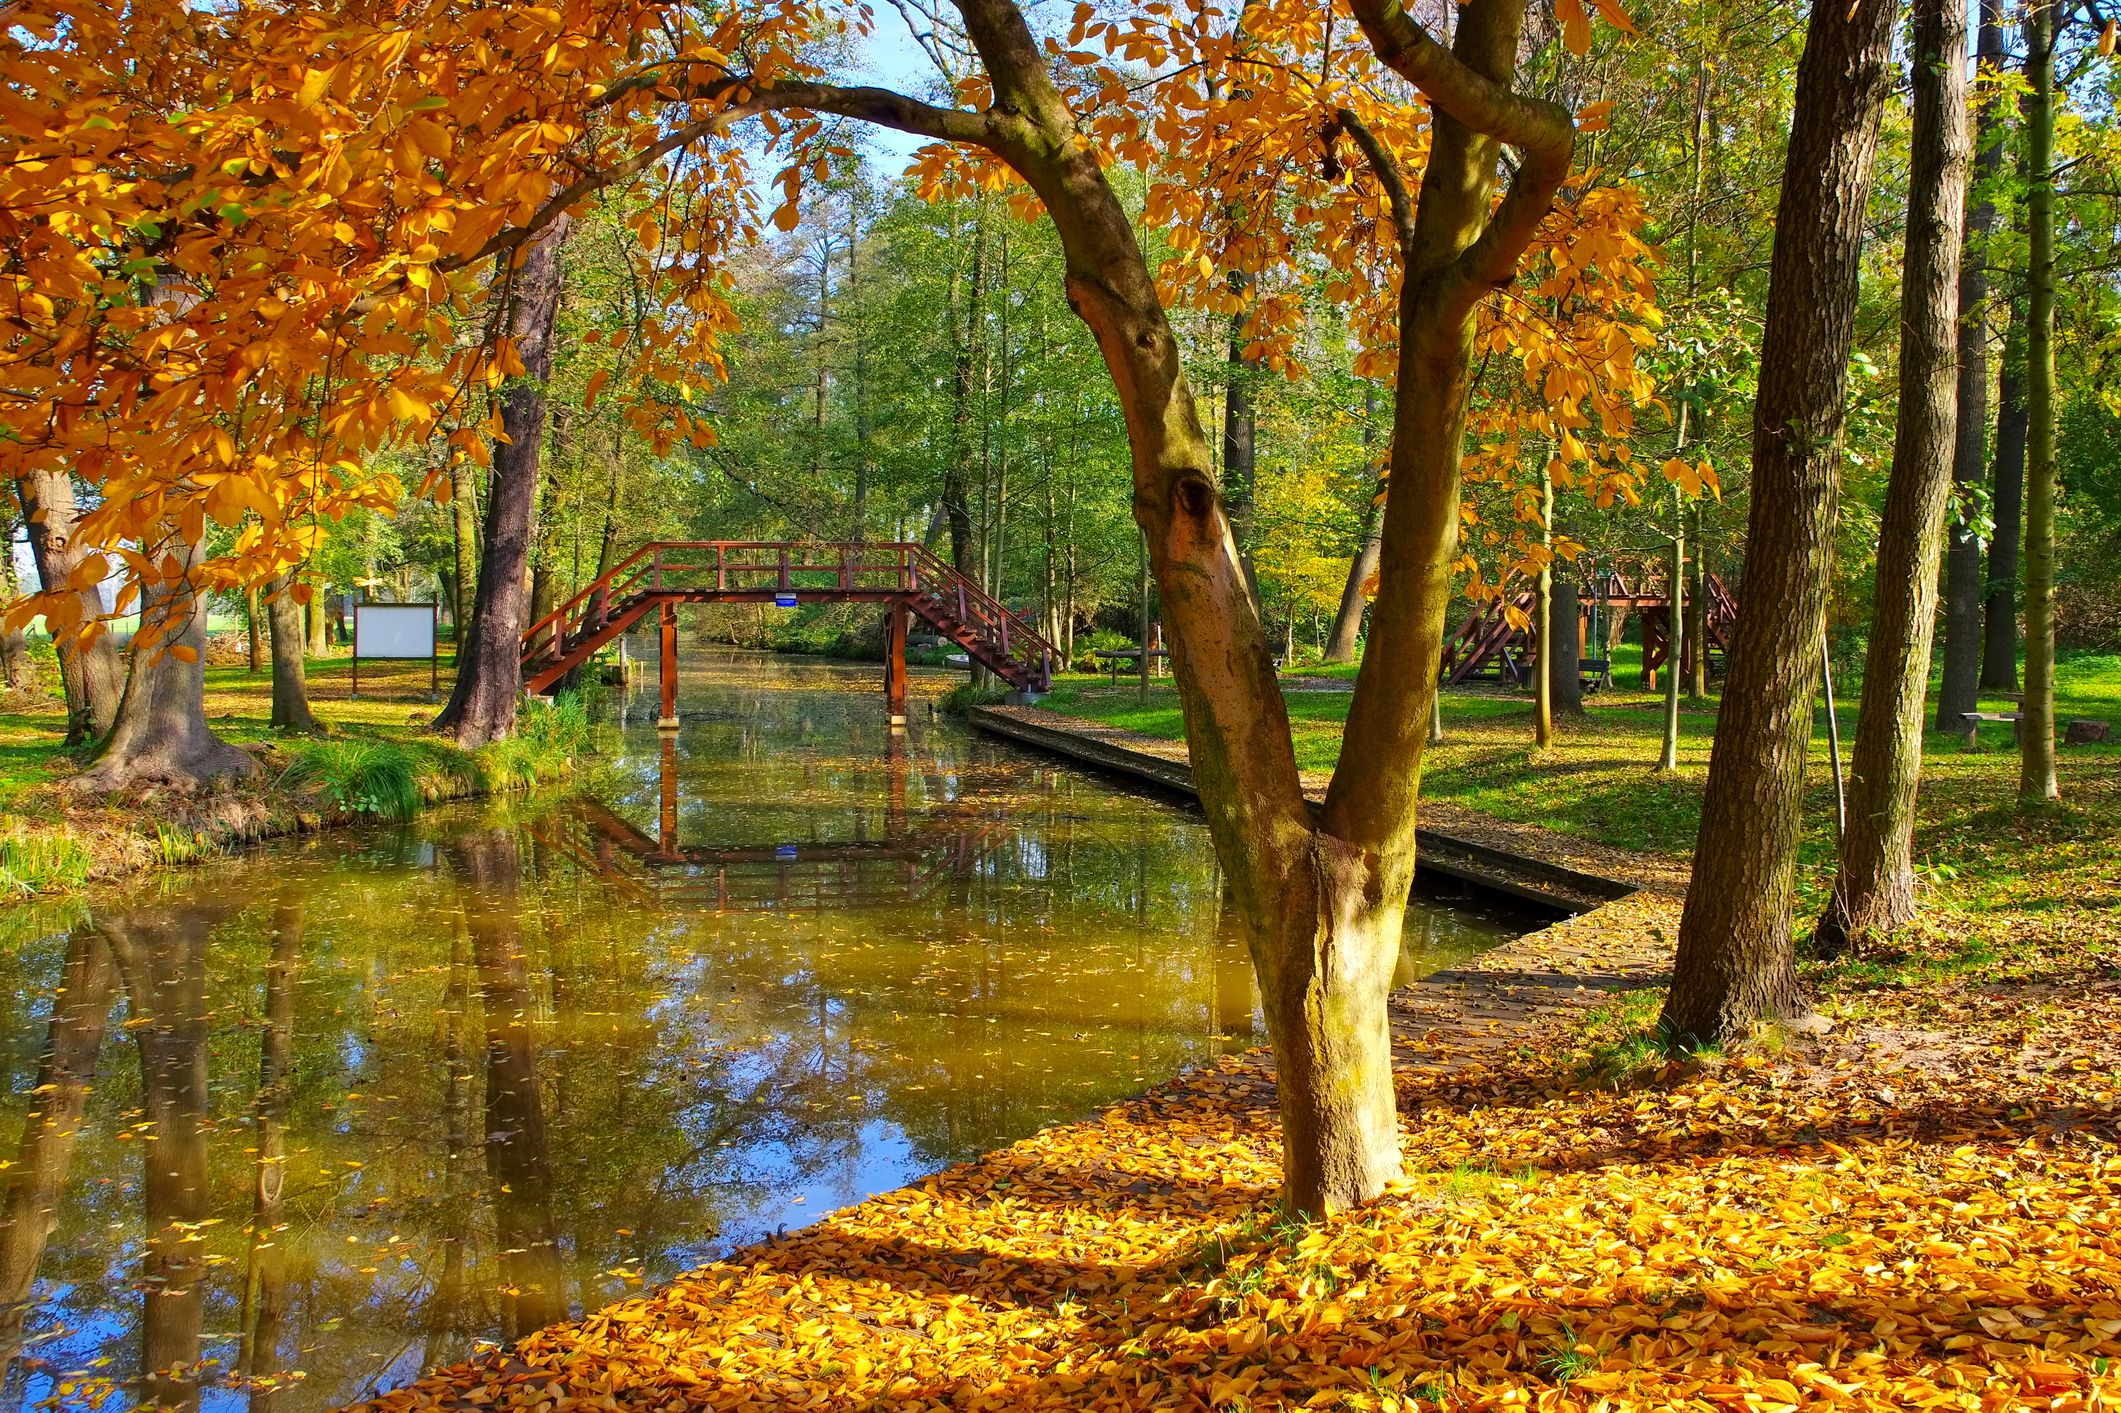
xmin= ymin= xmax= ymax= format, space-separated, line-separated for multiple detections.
xmin=0 ymin=655 xmax=1521 ymax=1410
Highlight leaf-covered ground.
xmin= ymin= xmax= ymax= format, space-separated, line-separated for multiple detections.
xmin=354 ymin=695 xmax=2121 ymax=1413
xmin=355 ymin=956 xmax=2120 ymax=1412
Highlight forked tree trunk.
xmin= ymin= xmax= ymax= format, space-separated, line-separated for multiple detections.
xmin=266 ymin=574 xmax=321 ymax=734
xmin=2019 ymin=1 xmax=2058 ymax=804
xmin=14 ymin=471 xmax=124 ymax=743
xmin=782 ymin=0 xmax=1567 ymax=1215
xmin=1815 ymin=0 xmax=1969 ymax=956
xmin=76 ymin=532 xmax=258 ymax=792
xmin=1662 ymin=0 xmax=1897 ymax=1047
xmin=434 ymin=214 xmax=572 ymax=747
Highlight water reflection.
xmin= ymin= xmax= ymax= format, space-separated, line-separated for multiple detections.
xmin=0 ymin=655 xmax=1517 ymax=1410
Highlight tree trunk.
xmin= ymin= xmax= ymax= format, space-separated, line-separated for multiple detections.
xmin=943 ymin=205 xmax=985 ymax=574
xmin=849 ymin=195 xmax=872 ymax=542
xmin=1659 ymin=495 xmax=1683 ymax=771
xmin=2019 ymin=0 xmax=2057 ymax=805
xmin=1954 ymin=0 xmax=2012 ymax=702
xmin=1662 ymin=0 xmax=1897 ymax=1047
xmin=1552 ymin=580 xmax=1583 ymax=716
xmin=1984 ymin=323 xmax=2028 ymax=689
xmin=787 ymin=0 xmax=1569 ymax=1216
xmin=13 ymin=471 xmax=124 ymax=742
xmin=451 ymin=458 xmax=483 ymax=647
xmin=1326 ymin=500 xmax=1383 ymax=663
xmin=244 ymin=586 xmax=263 ymax=675
xmin=77 ymin=531 xmax=259 ymax=791
xmin=264 ymin=573 xmax=321 ymax=734
xmin=0 ymin=505 xmax=31 ymax=693
xmin=1325 ymin=387 xmax=1384 ymax=662
xmin=434 ymin=215 xmax=571 ymax=746
xmin=1223 ymin=280 xmax=1259 ymax=601
xmin=1815 ymin=0 xmax=1969 ymax=956
xmin=103 ymin=902 xmax=222 ymax=1413
xmin=1535 ymin=456 xmax=1554 ymax=748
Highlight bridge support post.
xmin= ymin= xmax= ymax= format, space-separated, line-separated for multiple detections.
xmin=884 ymin=601 xmax=909 ymax=728
xmin=658 ymin=733 xmax=679 ymax=854
xmin=657 ymin=601 xmax=680 ymax=731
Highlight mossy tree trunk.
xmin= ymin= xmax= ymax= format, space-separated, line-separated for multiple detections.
xmin=1816 ymin=0 xmax=1970 ymax=956
xmin=1662 ymin=0 xmax=1898 ymax=1046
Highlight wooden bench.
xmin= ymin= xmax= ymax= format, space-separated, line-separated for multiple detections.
xmin=1093 ymin=648 xmax=1170 ymax=684
xmin=1957 ymin=710 xmax=2022 ymax=747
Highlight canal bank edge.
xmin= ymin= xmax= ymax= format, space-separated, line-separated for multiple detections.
xmin=2 ymin=728 xmax=589 ymax=897
xmin=964 ymin=704 xmax=1675 ymax=916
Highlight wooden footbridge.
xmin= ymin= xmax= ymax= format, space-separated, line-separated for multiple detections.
xmin=1441 ymin=572 xmax=1738 ymax=689
xmin=520 ymin=542 xmax=1056 ymax=724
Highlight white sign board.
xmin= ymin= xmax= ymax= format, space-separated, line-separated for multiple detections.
xmin=354 ymin=604 xmax=436 ymax=660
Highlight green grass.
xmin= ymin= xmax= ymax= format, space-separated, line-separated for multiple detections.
xmin=1039 ymin=646 xmax=2121 ymax=986
xmin=0 ymin=647 xmax=598 ymax=892
xmin=0 ymin=823 xmax=94 ymax=897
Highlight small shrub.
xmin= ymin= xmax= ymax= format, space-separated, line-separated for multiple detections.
xmin=936 ymin=678 xmax=1011 ymax=715
xmin=477 ymin=695 xmax=595 ymax=792
xmin=0 ymin=824 xmax=93 ymax=896
xmin=153 ymin=822 xmax=213 ymax=866
xmin=280 ymin=739 xmax=423 ymax=820
xmin=1070 ymin=628 xmax=1134 ymax=675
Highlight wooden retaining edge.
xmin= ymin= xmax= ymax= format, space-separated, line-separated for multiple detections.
xmin=966 ymin=706 xmax=1635 ymax=916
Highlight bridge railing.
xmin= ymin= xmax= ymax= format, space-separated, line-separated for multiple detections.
xmin=520 ymin=541 xmax=1058 ymax=690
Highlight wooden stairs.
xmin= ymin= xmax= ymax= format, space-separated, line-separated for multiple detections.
xmin=519 ymin=542 xmax=1056 ymax=697
xmin=1440 ymin=573 xmax=1738 ymax=688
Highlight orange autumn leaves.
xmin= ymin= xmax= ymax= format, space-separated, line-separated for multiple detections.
xmin=356 ymin=1006 xmax=2121 ymax=1413
xmin=5 ymin=0 xmax=1680 ymax=641
xmin=0 ymin=0 xmax=808 ymax=642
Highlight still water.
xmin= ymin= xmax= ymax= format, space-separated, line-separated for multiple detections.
xmin=0 ymin=655 xmax=1517 ymax=1410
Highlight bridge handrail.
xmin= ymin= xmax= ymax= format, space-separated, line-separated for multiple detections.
xmin=520 ymin=541 xmax=1058 ymax=688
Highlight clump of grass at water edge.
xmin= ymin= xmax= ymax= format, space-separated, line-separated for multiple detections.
xmin=475 ymin=693 xmax=597 ymax=793
xmin=0 ymin=823 xmax=93 ymax=897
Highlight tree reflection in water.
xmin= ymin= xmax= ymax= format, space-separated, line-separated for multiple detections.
xmin=0 ymin=658 xmax=1517 ymax=1411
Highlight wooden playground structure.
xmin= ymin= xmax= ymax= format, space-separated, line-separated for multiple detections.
xmin=1440 ymin=569 xmax=1739 ymax=691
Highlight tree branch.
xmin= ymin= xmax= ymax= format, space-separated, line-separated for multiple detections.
xmin=1332 ymin=108 xmax=1415 ymax=254
xmin=1345 ymin=0 xmax=1574 ymax=163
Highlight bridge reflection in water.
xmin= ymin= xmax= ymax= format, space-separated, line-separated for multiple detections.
xmin=533 ymin=735 xmax=1012 ymax=913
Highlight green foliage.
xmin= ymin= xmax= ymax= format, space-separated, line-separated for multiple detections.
xmin=0 ymin=823 xmax=92 ymax=896
xmin=476 ymin=694 xmax=595 ymax=792
xmin=280 ymin=739 xmax=427 ymax=820
xmin=936 ymin=678 xmax=1012 ymax=716
xmin=153 ymin=822 xmax=213 ymax=866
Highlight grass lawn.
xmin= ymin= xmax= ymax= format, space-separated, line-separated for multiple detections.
xmin=1042 ymin=648 xmax=2121 ymax=989
xmin=0 ymin=644 xmax=590 ymax=894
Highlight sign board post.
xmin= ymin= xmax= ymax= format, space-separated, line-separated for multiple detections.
xmin=352 ymin=602 xmax=441 ymax=701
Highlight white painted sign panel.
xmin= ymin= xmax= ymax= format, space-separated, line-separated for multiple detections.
xmin=355 ymin=604 xmax=436 ymax=660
